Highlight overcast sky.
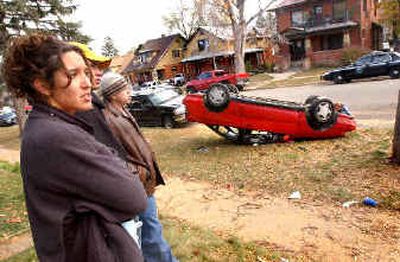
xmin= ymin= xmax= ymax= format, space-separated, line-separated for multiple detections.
xmin=71 ymin=0 xmax=267 ymax=55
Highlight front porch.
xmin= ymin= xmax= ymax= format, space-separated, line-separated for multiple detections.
xmin=181 ymin=49 xmax=265 ymax=80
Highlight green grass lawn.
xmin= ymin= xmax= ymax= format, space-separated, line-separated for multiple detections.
xmin=248 ymin=67 xmax=334 ymax=89
xmin=0 ymin=161 xmax=29 ymax=239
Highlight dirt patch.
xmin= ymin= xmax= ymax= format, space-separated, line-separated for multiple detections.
xmin=0 ymin=146 xmax=20 ymax=164
xmin=0 ymin=233 xmax=32 ymax=260
xmin=156 ymin=176 xmax=400 ymax=261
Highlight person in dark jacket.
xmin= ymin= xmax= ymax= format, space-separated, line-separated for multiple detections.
xmin=1 ymin=34 xmax=147 ymax=262
xmin=100 ymin=72 xmax=177 ymax=262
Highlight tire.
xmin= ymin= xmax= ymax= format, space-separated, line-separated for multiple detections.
xmin=204 ymin=83 xmax=231 ymax=112
xmin=333 ymin=74 xmax=345 ymax=84
xmin=389 ymin=68 xmax=400 ymax=79
xmin=162 ymin=116 xmax=174 ymax=129
xmin=305 ymin=97 xmax=338 ymax=131
xmin=304 ymin=95 xmax=320 ymax=105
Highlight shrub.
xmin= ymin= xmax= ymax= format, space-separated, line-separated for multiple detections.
xmin=340 ymin=47 xmax=369 ymax=65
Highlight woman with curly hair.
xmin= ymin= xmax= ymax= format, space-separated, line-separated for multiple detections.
xmin=2 ymin=34 xmax=147 ymax=262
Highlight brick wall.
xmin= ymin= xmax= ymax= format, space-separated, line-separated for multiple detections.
xmin=310 ymin=49 xmax=344 ymax=66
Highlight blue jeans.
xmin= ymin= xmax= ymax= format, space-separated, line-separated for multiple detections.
xmin=139 ymin=196 xmax=178 ymax=262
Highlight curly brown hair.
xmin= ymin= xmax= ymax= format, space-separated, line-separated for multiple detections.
xmin=1 ymin=33 xmax=89 ymax=102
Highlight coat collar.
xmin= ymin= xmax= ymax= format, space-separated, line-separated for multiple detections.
xmin=91 ymin=92 xmax=105 ymax=109
xmin=32 ymin=103 xmax=94 ymax=134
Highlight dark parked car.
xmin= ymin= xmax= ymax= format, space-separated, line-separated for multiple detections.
xmin=0 ymin=107 xmax=17 ymax=127
xmin=321 ymin=51 xmax=400 ymax=84
xmin=128 ymin=89 xmax=187 ymax=128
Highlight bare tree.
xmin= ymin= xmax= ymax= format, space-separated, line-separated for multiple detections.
xmin=206 ymin=0 xmax=277 ymax=73
xmin=162 ymin=0 xmax=206 ymax=39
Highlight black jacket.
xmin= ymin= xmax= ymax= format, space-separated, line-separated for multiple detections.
xmin=21 ymin=103 xmax=147 ymax=262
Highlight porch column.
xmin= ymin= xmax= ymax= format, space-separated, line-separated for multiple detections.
xmin=304 ymin=37 xmax=312 ymax=69
xmin=343 ymin=31 xmax=351 ymax=47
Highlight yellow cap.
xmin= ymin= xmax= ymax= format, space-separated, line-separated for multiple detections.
xmin=69 ymin=42 xmax=111 ymax=65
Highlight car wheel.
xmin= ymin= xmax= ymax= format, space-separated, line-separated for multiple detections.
xmin=305 ymin=97 xmax=338 ymax=131
xmin=333 ymin=74 xmax=345 ymax=84
xmin=162 ymin=116 xmax=174 ymax=129
xmin=304 ymin=95 xmax=320 ymax=105
xmin=389 ymin=68 xmax=400 ymax=79
xmin=204 ymin=83 xmax=231 ymax=112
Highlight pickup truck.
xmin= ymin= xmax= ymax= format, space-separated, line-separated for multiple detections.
xmin=186 ymin=69 xmax=249 ymax=93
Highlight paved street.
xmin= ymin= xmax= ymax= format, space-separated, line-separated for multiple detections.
xmin=244 ymin=77 xmax=400 ymax=127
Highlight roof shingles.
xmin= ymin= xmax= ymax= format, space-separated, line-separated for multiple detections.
xmin=124 ymin=34 xmax=180 ymax=74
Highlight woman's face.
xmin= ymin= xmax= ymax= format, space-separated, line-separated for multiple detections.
xmin=47 ymin=51 xmax=93 ymax=114
xmin=111 ymin=86 xmax=132 ymax=106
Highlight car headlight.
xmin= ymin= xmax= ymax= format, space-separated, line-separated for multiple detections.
xmin=174 ymin=105 xmax=186 ymax=115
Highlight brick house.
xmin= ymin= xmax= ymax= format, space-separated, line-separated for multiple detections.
xmin=123 ymin=34 xmax=186 ymax=84
xmin=182 ymin=27 xmax=271 ymax=80
xmin=272 ymin=0 xmax=383 ymax=69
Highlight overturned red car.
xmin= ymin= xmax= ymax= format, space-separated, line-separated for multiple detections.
xmin=183 ymin=84 xmax=356 ymax=144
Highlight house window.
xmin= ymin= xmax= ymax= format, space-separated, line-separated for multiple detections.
xmin=320 ymin=33 xmax=343 ymax=50
xmin=333 ymin=0 xmax=346 ymax=21
xmin=313 ymin=5 xmax=323 ymax=20
xmin=139 ymin=52 xmax=150 ymax=64
xmin=172 ymin=50 xmax=180 ymax=58
xmin=291 ymin=10 xmax=304 ymax=27
xmin=198 ymin=39 xmax=209 ymax=52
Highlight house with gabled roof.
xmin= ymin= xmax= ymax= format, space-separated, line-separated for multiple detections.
xmin=109 ymin=52 xmax=135 ymax=74
xmin=271 ymin=0 xmax=383 ymax=69
xmin=123 ymin=34 xmax=186 ymax=84
xmin=182 ymin=27 xmax=273 ymax=80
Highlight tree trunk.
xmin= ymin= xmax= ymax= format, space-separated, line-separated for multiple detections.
xmin=392 ymin=90 xmax=400 ymax=164
xmin=233 ymin=23 xmax=246 ymax=73
xmin=11 ymin=95 xmax=28 ymax=136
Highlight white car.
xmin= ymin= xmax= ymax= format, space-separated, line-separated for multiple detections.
xmin=171 ymin=73 xmax=185 ymax=86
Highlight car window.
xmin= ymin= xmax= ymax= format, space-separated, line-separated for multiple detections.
xmin=214 ymin=71 xmax=226 ymax=77
xmin=197 ymin=72 xmax=212 ymax=80
xmin=372 ymin=54 xmax=391 ymax=64
xmin=148 ymin=90 xmax=179 ymax=105
xmin=355 ymin=55 xmax=371 ymax=66
xmin=392 ymin=52 xmax=400 ymax=60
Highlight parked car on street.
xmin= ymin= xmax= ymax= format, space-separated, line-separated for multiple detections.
xmin=183 ymin=84 xmax=356 ymax=144
xmin=128 ymin=89 xmax=187 ymax=128
xmin=321 ymin=51 xmax=400 ymax=84
xmin=186 ymin=69 xmax=249 ymax=93
xmin=0 ymin=106 xmax=17 ymax=127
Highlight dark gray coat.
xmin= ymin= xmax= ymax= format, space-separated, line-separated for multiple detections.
xmin=21 ymin=103 xmax=147 ymax=262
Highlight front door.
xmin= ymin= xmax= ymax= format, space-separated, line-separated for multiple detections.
xmin=290 ymin=39 xmax=306 ymax=67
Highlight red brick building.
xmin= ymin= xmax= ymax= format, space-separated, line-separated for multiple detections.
xmin=272 ymin=0 xmax=383 ymax=69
